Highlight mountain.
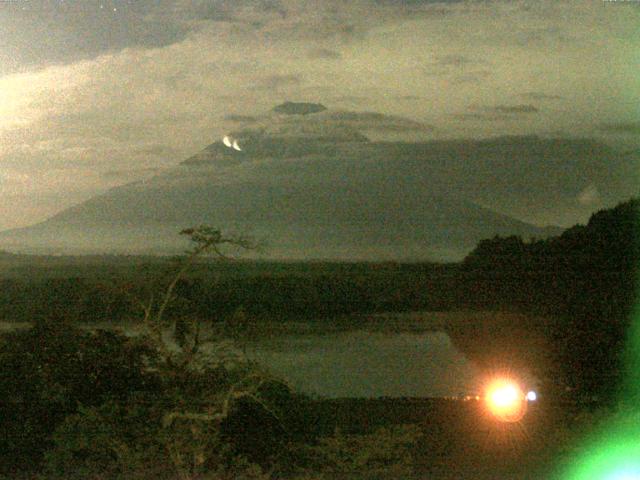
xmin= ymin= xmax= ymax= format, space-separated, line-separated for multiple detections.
xmin=0 ymin=105 xmax=584 ymax=260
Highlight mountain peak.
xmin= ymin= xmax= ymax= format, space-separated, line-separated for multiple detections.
xmin=272 ymin=101 xmax=327 ymax=115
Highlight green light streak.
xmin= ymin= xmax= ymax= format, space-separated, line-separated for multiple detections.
xmin=623 ymin=302 xmax=640 ymax=401
xmin=559 ymin=207 xmax=640 ymax=480
xmin=560 ymin=417 xmax=640 ymax=480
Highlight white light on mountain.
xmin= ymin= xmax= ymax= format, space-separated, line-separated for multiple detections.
xmin=223 ymin=136 xmax=233 ymax=148
xmin=232 ymin=140 xmax=242 ymax=151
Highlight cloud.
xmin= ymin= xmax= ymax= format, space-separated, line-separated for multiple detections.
xmin=433 ymin=54 xmax=475 ymax=67
xmin=451 ymin=72 xmax=491 ymax=84
xmin=220 ymin=106 xmax=434 ymax=142
xmin=453 ymin=113 xmax=509 ymax=122
xmin=577 ymin=184 xmax=601 ymax=206
xmin=455 ymin=104 xmax=539 ymax=122
xmin=225 ymin=114 xmax=262 ymax=123
xmin=492 ymin=104 xmax=539 ymax=114
xmin=253 ymin=73 xmax=303 ymax=89
xmin=422 ymin=53 xmax=490 ymax=84
xmin=0 ymin=1 xmax=192 ymax=76
xmin=0 ymin=170 xmax=30 ymax=187
xmin=371 ymin=0 xmax=458 ymax=14
xmin=0 ymin=0 xmax=638 ymax=230
xmin=599 ymin=122 xmax=640 ymax=135
xmin=308 ymin=48 xmax=342 ymax=60
xmin=519 ymin=92 xmax=563 ymax=101
xmin=323 ymin=111 xmax=434 ymax=133
xmin=330 ymin=95 xmax=370 ymax=104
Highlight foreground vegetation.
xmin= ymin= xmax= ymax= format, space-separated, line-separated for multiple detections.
xmin=0 ymin=198 xmax=637 ymax=478
xmin=0 ymin=317 xmax=430 ymax=479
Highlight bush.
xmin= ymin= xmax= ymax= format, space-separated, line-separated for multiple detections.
xmin=44 ymin=398 xmax=168 ymax=479
xmin=0 ymin=319 xmax=158 ymax=473
xmin=286 ymin=425 xmax=422 ymax=479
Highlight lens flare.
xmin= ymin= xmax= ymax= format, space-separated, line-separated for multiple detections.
xmin=560 ymin=411 xmax=640 ymax=480
xmin=485 ymin=378 xmax=527 ymax=422
xmin=526 ymin=390 xmax=537 ymax=401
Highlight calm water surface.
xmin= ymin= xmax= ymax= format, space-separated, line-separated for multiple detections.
xmin=246 ymin=330 xmax=480 ymax=398
xmin=0 ymin=321 xmax=482 ymax=398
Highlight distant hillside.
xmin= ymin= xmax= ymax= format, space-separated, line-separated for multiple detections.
xmin=457 ymin=198 xmax=639 ymax=401
xmin=463 ymin=197 xmax=639 ymax=273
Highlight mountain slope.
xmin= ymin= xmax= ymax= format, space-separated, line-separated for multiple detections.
xmin=0 ymin=104 xmax=594 ymax=260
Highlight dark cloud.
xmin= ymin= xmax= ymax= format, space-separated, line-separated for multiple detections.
xmin=519 ymin=92 xmax=563 ymax=101
xmin=467 ymin=104 xmax=539 ymax=116
xmin=423 ymin=55 xmax=489 ymax=83
xmin=308 ymin=48 xmax=342 ymax=60
xmin=225 ymin=115 xmax=261 ymax=123
xmin=374 ymin=0 xmax=463 ymax=3
xmin=511 ymin=26 xmax=570 ymax=48
xmin=372 ymin=0 xmax=461 ymax=12
xmin=455 ymin=104 xmax=538 ymax=121
xmin=220 ymin=107 xmax=434 ymax=140
xmin=599 ymin=122 xmax=640 ymax=135
xmin=189 ymin=0 xmax=287 ymax=22
xmin=255 ymin=0 xmax=288 ymax=18
xmin=434 ymin=54 xmax=474 ymax=67
xmin=492 ymin=104 xmax=539 ymax=114
xmin=453 ymin=113 xmax=509 ymax=122
xmin=330 ymin=95 xmax=370 ymax=104
xmin=193 ymin=8 xmax=237 ymax=23
xmin=0 ymin=1 xmax=190 ymax=75
xmin=0 ymin=1 xmax=464 ymax=77
xmin=254 ymin=73 xmax=303 ymax=89
xmin=451 ymin=73 xmax=490 ymax=84
xmin=274 ymin=102 xmax=328 ymax=115
xmin=325 ymin=111 xmax=434 ymax=132
xmin=395 ymin=95 xmax=422 ymax=101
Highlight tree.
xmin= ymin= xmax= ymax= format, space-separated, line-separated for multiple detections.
xmin=121 ymin=225 xmax=258 ymax=367
xmin=44 ymin=226 xmax=305 ymax=479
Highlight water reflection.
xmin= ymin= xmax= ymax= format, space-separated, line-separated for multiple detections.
xmin=246 ymin=330 xmax=480 ymax=398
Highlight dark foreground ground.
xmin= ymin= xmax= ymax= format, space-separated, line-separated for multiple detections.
xmin=307 ymin=397 xmax=579 ymax=479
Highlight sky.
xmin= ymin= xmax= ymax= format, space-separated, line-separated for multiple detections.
xmin=0 ymin=0 xmax=639 ymax=231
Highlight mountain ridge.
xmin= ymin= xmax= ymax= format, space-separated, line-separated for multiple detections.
xmin=0 ymin=134 xmax=563 ymax=260
xmin=4 ymin=103 xmax=632 ymax=260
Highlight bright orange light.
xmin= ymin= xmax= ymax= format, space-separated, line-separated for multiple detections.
xmin=485 ymin=378 xmax=527 ymax=422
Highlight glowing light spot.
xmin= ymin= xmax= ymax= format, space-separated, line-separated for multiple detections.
xmin=485 ymin=378 xmax=527 ymax=422
xmin=606 ymin=470 xmax=640 ymax=480
xmin=526 ymin=390 xmax=537 ymax=401
xmin=491 ymin=385 xmax=518 ymax=406
xmin=560 ymin=414 xmax=640 ymax=480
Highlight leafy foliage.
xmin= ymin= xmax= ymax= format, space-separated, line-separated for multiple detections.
xmin=287 ymin=425 xmax=422 ymax=479
xmin=461 ymin=198 xmax=639 ymax=400
xmin=34 ymin=226 xmax=316 ymax=479
xmin=0 ymin=320 xmax=159 ymax=474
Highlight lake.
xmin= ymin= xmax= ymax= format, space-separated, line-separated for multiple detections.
xmin=245 ymin=330 xmax=480 ymax=398
xmin=1 ymin=311 xmax=539 ymax=399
